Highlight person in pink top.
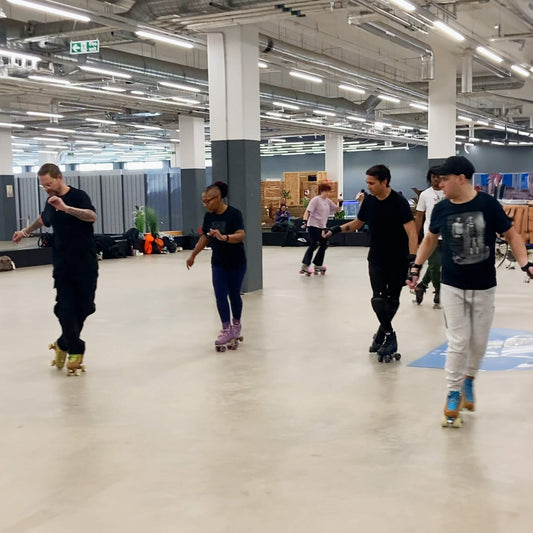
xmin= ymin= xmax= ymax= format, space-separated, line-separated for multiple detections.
xmin=299 ymin=182 xmax=340 ymax=274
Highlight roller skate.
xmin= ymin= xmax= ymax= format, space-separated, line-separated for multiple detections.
xmin=215 ymin=327 xmax=233 ymax=352
xmin=462 ymin=376 xmax=475 ymax=411
xmin=299 ymin=264 xmax=312 ymax=276
xmin=376 ymin=331 xmax=401 ymax=363
xmin=313 ymin=265 xmax=327 ymax=275
xmin=441 ymin=390 xmax=463 ymax=428
xmin=49 ymin=341 xmax=67 ymax=370
xmin=229 ymin=319 xmax=243 ymax=350
xmin=66 ymin=354 xmax=86 ymax=377
xmin=413 ymin=282 xmax=427 ymax=305
xmin=433 ymin=291 xmax=441 ymax=310
xmin=369 ymin=326 xmax=385 ymax=353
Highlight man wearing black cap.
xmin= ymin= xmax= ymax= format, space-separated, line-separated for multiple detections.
xmin=407 ymin=155 xmax=533 ymax=427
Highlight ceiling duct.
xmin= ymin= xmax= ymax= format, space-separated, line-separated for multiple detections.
xmin=357 ymin=22 xmax=434 ymax=80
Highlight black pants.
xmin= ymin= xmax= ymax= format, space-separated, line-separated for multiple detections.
xmin=302 ymin=226 xmax=328 ymax=266
xmin=368 ymin=260 xmax=407 ymax=333
xmin=54 ymin=275 xmax=97 ymax=355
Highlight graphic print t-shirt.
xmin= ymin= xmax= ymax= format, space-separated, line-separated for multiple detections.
xmin=429 ymin=192 xmax=512 ymax=289
xmin=202 ymin=205 xmax=246 ymax=268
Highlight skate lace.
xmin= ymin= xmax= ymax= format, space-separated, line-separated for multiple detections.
xmin=447 ymin=391 xmax=461 ymax=410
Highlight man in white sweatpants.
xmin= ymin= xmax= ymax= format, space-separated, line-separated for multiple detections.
xmin=407 ymin=156 xmax=533 ymax=426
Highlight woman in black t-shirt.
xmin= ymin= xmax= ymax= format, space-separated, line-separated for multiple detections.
xmin=186 ymin=182 xmax=247 ymax=351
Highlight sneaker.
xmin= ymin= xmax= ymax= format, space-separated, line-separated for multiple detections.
xmin=297 ymin=237 xmax=307 ymax=243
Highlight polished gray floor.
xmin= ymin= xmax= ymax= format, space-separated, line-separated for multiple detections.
xmin=1 ymin=246 xmax=532 ymax=532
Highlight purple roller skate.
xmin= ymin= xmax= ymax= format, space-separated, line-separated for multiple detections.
xmin=229 ymin=319 xmax=244 ymax=350
xmin=215 ymin=327 xmax=233 ymax=352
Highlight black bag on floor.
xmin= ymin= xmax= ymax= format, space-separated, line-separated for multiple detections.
xmin=162 ymin=236 xmax=177 ymax=253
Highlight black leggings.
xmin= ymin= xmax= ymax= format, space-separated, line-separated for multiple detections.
xmin=302 ymin=226 xmax=328 ymax=267
xmin=368 ymin=260 xmax=407 ymax=333
xmin=54 ymin=275 xmax=97 ymax=355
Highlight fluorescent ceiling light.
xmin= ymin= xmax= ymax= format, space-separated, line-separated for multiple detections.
xmin=289 ymin=71 xmax=322 ymax=83
xmin=469 ymin=137 xmax=480 ymax=142
xmin=374 ymin=121 xmax=392 ymax=129
xmin=12 ymin=142 xmax=30 ymax=146
xmin=86 ymin=118 xmax=116 ymax=125
xmin=273 ymin=101 xmax=300 ymax=110
xmin=491 ymin=141 xmax=504 ymax=145
xmin=378 ymin=94 xmax=401 ymax=103
xmin=265 ymin=111 xmax=283 ymax=118
xmin=346 ymin=115 xmax=366 ymax=122
xmin=458 ymin=115 xmax=472 ymax=122
xmin=507 ymin=127 xmax=518 ymax=133
xmin=7 ymin=0 xmax=91 ymax=22
xmin=132 ymin=124 xmax=162 ymax=130
xmin=113 ymin=143 xmax=134 ymax=147
xmin=387 ymin=0 xmax=416 ymax=12
xmin=27 ymin=111 xmax=64 ymax=118
xmin=28 ymin=75 xmax=70 ymax=85
xmin=135 ymin=30 xmax=193 ymax=49
xmin=74 ymin=140 xmax=99 ymax=145
xmin=305 ymin=118 xmax=323 ymax=124
xmin=0 ymin=122 xmax=24 ymax=128
xmin=475 ymin=46 xmax=503 ymax=64
xmin=456 ymin=135 xmax=467 ymax=139
xmin=433 ymin=21 xmax=465 ymax=42
xmin=313 ymin=110 xmax=336 ymax=117
xmin=101 ymin=87 xmax=127 ymax=93
xmin=476 ymin=120 xmax=489 ymax=126
xmin=381 ymin=146 xmax=409 ymax=150
xmin=518 ymin=131 xmax=530 ymax=136
xmin=511 ymin=65 xmax=530 ymax=78
xmin=171 ymin=97 xmax=200 ymax=105
xmin=420 ymin=128 xmax=428 ymax=133
xmin=169 ymin=139 xmax=181 ymax=143
xmin=130 ymin=90 xmax=145 ymax=95
xmin=494 ymin=125 xmax=506 ymax=130
xmin=338 ymin=84 xmax=365 ymax=95
xmin=80 ymin=65 xmax=131 ymax=79
xmin=409 ymin=102 xmax=428 ymax=111
xmin=258 ymin=61 xmax=267 ymax=69
xmin=134 ymin=135 xmax=157 ymax=140
xmin=46 ymin=127 xmax=76 ymax=133
xmin=90 ymin=132 xmax=120 ymax=138
xmin=269 ymin=138 xmax=286 ymax=143
xmin=160 ymin=81 xmax=201 ymax=93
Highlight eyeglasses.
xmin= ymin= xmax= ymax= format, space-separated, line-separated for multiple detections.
xmin=202 ymin=196 xmax=218 ymax=205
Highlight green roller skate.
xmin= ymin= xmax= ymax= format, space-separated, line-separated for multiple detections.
xmin=49 ymin=341 xmax=67 ymax=370
xmin=66 ymin=354 xmax=86 ymax=377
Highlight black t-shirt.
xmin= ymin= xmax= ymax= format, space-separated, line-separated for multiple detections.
xmin=202 ymin=205 xmax=246 ymax=268
xmin=429 ymin=192 xmax=512 ymax=290
xmin=357 ymin=189 xmax=413 ymax=263
xmin=41 ymin=187 xmax=98 ymax=280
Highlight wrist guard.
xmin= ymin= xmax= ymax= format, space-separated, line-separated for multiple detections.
xmin=407 ymin=261 xmax=422 ymax=282
xmin=521 ymin=261 xmax=533 ymax=279
xmin=330 ymin=225 xmax=342 ymax=235
xmin=407 ymin=253 xmax=416 ymax=264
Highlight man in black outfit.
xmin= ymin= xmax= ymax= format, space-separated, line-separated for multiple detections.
xmin=325 ymin=165 xmax=418 ymax=359
xmin=12 ymin=163 xmax=98 ymax=375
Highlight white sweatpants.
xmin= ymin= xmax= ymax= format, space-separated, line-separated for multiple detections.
xmin=440 ymin=284 xmax=496 ymax=391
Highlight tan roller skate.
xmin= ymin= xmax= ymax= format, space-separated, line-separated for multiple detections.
xmin=49 ymin=341 xmax=67 ymax=370
xmin=66 ymin=354 xmax=86 ymax=376
xmin=462 ymin=376 xmax=475 ymax=411
xmin=441 ymin=390 xmax=463 ymax=428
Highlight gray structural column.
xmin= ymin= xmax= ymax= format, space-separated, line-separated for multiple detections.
xmin=207 ymin=25 xmax=262 ymax=293
xmin=427 ymin=42 xmax=457 ymax=166
xmin=179 ymin=115 xmax=206 ymax=236
xmin=0 ymin=123 xmax=16 ymax=240
xmin=325 ymin=133 xmax=343 ymax=197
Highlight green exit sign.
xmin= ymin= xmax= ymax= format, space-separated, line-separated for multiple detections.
xmin=70 ymin=40 xmax=99 ymax=54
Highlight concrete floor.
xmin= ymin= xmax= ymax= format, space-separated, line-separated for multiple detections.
xmin=1 ymin=246 xmax=532 ymax=532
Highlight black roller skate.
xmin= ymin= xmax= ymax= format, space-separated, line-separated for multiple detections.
xmin=369 ymin=326 xmax=385 ymax=353
xmin=441 ymin=390 xmax=463 ymax=427
xmin=433 ymin=291 xmax=441 ymax=310
xmin=413 ymin=283 xmax=427 ymax=305
xmin=376 ymin=331 xmax=401 ymax=363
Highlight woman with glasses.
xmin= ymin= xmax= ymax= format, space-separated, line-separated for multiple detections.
xmin=186 ymin=182 xmax=246 ymax=352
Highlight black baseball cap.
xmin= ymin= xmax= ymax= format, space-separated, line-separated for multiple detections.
xmin=436 ymin=156 xmax=475 ymax=178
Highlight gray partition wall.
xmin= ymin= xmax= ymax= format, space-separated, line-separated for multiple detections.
xmin=14 ymin=170 xmax=183 ymax=235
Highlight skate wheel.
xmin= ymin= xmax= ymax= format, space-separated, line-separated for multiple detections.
xmin=50 ymin=360 xmax=56 ymax=367
xmin=238 ymin=336 xmax=244 ymax=342
xmin=377 ymin=355 xmax=384 ymax=363
xmin=394 ymin=353 xmax=401 ymax=361
xmin=441 ymin=416 xmax=462 ymax=428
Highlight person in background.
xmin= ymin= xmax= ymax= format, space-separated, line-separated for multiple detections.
xmin=413 ymin=166 xmax=445 ymax=308
xmin=407 ymin=156 xmax=533 ymax=427
xmin=186 ymin=181 xmax=246 ymax=352
xmin=299 ymin=182 xmax=339 ymax=275
xmin=275 ymin=203 xmax=291 ymax=226
xmin=12 ymin=163 xmax=98 ymax=376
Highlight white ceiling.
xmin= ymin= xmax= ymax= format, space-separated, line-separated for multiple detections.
xmin=1 ymin=0 xmax=532 ymax=166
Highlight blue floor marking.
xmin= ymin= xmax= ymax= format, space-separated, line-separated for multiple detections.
xmin=408 ymin=328 xmax=533 ymax=371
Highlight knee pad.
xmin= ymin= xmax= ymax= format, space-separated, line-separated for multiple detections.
xmin=371 ymin=297 xmax=387 ymax=316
